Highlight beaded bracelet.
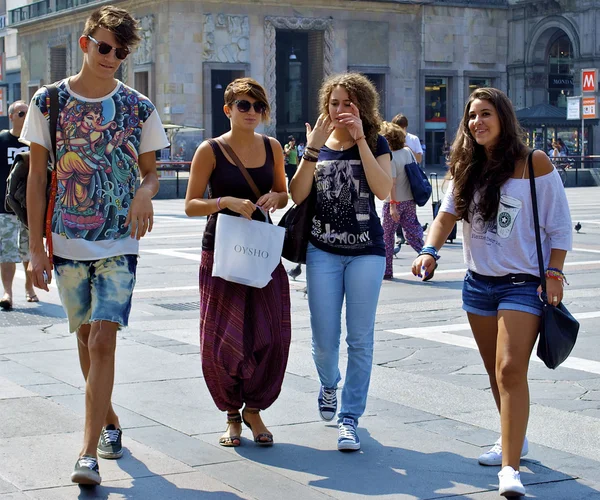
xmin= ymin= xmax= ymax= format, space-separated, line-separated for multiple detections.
xmin=418 ymin=245 xmax=440 ymax=261
xmin=546 ymin=268 xmax=569 ymax=285
xmin=305 ymin=146 xmax=320 ymax=154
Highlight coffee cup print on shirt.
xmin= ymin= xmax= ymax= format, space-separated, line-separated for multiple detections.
xmin=496 ymin=194 xmax=522 ymax=239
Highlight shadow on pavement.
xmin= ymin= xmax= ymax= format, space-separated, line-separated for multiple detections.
xmin=75 ymin=451 xmax=245 ymax=500
xmin=234 ymin=428 xmax=595 ymax=499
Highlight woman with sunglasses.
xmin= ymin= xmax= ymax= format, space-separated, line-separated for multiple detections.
xmin=185 ymin=78 xmax=290 ymax=448
xmin=289 ymin=73 xmax=392 ymax=452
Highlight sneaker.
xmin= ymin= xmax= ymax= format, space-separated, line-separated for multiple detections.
xmin=71 ymin=455 xmax=101 ymax=485
xmin=498 ymin=466 xmax=526 ymax=497
xmin=337 ymin=417 xmax=360 ymax=452
xmin=478 ymin=436 xmax=529 ymax=466
xmin=318 ymin=386 xmax=337 ymax=421
xmin=97 ymin=424 xmax=123 ymax=459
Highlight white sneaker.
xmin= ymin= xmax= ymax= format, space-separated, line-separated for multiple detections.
xmin=478 ymin=436 xmax=529 ymax=466
xmin=498 ymin=466 xmax=525 ymax=497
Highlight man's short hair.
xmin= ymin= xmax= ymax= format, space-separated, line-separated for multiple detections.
xmin=8 ymin=100 xmax=27 ymax=116
xmin=392 ymin=113 xmax=409 ymax=129
xmin=82 ymin=5 xmax=141 ymax=49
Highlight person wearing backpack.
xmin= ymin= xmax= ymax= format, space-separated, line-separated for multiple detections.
xmin=379 ymin=121 xmax=425 ymax=280
xmin=0 ymin=101 xmax=35 ymax=309
xmin=21 ymin=6 xmax=169 ymax=486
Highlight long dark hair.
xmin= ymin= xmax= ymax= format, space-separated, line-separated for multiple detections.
xmin=448 ymin=87 xmax=528 ymax=222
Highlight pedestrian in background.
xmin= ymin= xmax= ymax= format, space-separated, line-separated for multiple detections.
xmin=290 ymin=72 xmax=392 ymax=452
xmin=284 ymin=135 xmax=298 ymax=188
xmin=412 ymin=87 xmax=572 ymax=497
xmin=22 ymin=5 xmax=169 ymax=486
xmin=0 ymin=100 xmax=35 ymax=309
xmin=379 ymin=121 xmax=424 ymax=280
xmin=185 ymin=78 xmax=290 ymax=449
xmin=391 ymin=113 xmax=423 ymax=164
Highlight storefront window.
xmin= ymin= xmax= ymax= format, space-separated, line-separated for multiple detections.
xmin=547 ymin=34 xmax=574 ymax=108
xmin=468 ymin=78 xmax=492 ymax=93
xmin=425 ymin=77 xmax=448 ymax=165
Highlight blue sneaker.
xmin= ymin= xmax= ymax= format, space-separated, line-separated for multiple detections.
xmin=318 ymin=386 xmax=337 ymax=421
xmin=338 ymin=417 xmax=360 ymax=451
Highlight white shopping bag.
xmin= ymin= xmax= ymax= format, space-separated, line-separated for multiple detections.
xmin=212 ymin=212 xmax=285 ymax=288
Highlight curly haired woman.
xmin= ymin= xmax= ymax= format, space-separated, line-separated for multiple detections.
xmin=290 ymin=73 xmax=392 ymax=452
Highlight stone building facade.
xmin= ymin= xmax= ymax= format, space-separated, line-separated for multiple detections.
xmin=7 ymin=1 xmax=600 ymax=161
xmin=7 ymin=0 xmax=511 ymax=165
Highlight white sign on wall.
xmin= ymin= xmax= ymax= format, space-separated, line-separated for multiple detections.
xmin=567 ymin=96 xmax=581 ymax=120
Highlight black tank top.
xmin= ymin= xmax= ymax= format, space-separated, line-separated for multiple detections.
xmin=202 ymin=135 xmax=275 ymax=251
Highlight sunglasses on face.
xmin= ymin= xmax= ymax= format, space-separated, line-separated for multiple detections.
xmin=17 ymin=111 xmax=26 ymax=118
xmin=87 ymin=36 xmax=130 ymax=60
xmin=234 ymin=99 xmax=267 ymax=114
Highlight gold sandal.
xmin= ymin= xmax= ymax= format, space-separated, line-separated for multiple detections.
xmin=218 ymin=411 xmax=242 ymax=447
xmin=242 ymin=408 xmax=273 ymax=446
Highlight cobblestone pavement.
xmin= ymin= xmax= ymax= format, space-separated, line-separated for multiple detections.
xmin=0 ymin=186 xmax=599 ymax=499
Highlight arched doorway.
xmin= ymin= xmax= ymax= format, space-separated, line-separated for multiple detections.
xmin=547 ymin=32 xmax=574 ymax=108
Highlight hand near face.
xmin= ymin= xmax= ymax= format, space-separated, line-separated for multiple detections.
xmin=337 ymin=102 xmax=365 ymax=141
xmin=305 ymin=114 xmax=334 ymax=150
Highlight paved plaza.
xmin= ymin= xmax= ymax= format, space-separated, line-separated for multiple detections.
xmin=1 ymin=186 xmax=600 ymax=499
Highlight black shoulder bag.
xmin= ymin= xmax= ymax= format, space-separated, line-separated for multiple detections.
xmin=278 ymin=182 xmax=316 ymax=264
xmin=527 ymin=150 xmax=579 ymax=369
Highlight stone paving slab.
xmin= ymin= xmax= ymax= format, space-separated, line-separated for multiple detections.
xmin=126 ymin=425 xmax=241 ymax=467
xmin=0 ymin=377 xmax=36 ymax=400
xmin=0 ymin=397 xmax=83 ymax=439
xmin=0 ymin=432 xmax=192 ymax=491
xmin=0 ymin=478 xmax=17 ymax=494
xmin=22 ymin=471 xmax=251 ymax=500
xmin=49 ymin=394 xmax=158 ymax=429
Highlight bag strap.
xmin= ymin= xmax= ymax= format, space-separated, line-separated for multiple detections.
xmin=527 ymin=149 xmax=547 ymax=294
xmin=44 ymin=84 xmax=59 ymax=168
xmin=216 ymin=136 xmax=262 ymax=201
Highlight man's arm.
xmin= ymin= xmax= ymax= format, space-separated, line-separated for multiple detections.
xmin=125 ymin=151 xmax=159 ymax=240
xmin=27 ymin=142 xmax=52 ymax=291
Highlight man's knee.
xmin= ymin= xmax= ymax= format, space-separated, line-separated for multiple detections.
xmin=87 ymin=321 xmax=118 ymax=360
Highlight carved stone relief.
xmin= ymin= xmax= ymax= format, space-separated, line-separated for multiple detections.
xmin=203 ymin=14 xmax=250 ymax=63
xmin=134 ymin=15 xmax=154 ymax=66
xmin=264 ymin=16 xmax=334 ymax=136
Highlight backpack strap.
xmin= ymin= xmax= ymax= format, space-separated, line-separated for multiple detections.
xmin=44 ymin=84 xmax=59 ymax=168
xmin=43 ymin=83 xmax=59 ymax=258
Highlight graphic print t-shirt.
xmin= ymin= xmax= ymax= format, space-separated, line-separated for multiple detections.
xmin=20 ymin=80 xmax=169 ymax=260
xmin=310 ymin=134 xmax=391 ymax=256
xmin=0 ymin=131 xmax=29 ymax=214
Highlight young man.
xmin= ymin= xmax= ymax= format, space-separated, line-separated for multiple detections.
xmin=21 ymin=6 xmax=168 ymax=486
xmin=391 ymin=113 xmax=423 ymax=164
xmin=0 ymin=101 xmax=35 ymax=309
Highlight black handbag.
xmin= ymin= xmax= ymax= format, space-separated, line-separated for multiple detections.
xmin=527 ymin=150 xmax=579 ymax=369
xmin=278 ymin=185 xmax=316 ymax=264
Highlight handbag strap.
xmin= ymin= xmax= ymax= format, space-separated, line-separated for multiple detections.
xmin=45 ymin=84 xmax=59 ymax=168
xmin=526 ymin=149 xmax=547 ymax=294
xmin=216 ymin=136 xmax=262 ymax=201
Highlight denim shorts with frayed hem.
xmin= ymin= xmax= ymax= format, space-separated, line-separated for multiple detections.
xmin=462 ymin=270 xmax=543 ymax=318
xmin=53 ymin=254 xmax=138 ymax=333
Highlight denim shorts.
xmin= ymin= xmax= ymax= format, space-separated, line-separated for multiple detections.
xmin=53 ymin=254 xmax=138 ymax=333
xmin=462 ymin=270 xmax=543 ymax=317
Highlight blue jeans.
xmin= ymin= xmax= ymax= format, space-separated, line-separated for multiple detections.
xmin=306 ymin=243 xmax=385 ymax=424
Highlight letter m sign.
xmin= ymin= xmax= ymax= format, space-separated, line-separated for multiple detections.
xmin=582 ymin=69 xmax=597 ymax=93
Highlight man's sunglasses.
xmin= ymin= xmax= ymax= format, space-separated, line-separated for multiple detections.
xmin=234 ymin=99 xmax=267 ymax=114
xmin=87 ymin=36 xmax=130 ymax=60
xmin=17 ymin=111 xmax=26 ymax=118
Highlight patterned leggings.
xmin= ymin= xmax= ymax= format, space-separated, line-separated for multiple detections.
xmin=382 ymin=201 xmax=424 ymax=277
